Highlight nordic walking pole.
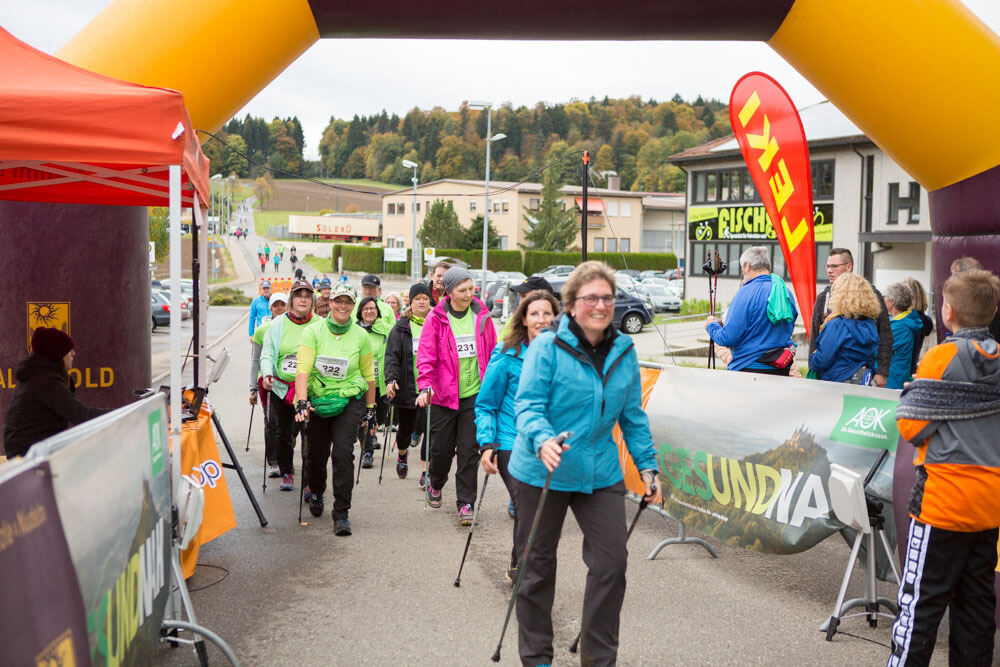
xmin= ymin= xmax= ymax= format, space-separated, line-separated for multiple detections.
xmin=378 ymin=404 xmax=395 ymax=484
xmin=491 ymin=431 xmax=572 ymax=663
xmin=568 ymin=487 xmax=657 ymax=654
xmin=245 ymin=401 xmax=255 ymax=452
xmin=298 ymin=423 xmax=311 ymax=525
xmin=455 ymin=450 xmax=497 ymax=587
xmin=423 ymin=391 xmax=433 ymax=510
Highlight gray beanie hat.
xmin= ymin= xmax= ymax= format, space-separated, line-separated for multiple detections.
xmin=442 ymin=266 xmax=473 ymax=295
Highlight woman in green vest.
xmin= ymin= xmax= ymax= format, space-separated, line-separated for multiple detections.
xmin=356 ymin=296 xmax=388 ymax=470
xmin=294 ymin=283 xmax=375 ymax=537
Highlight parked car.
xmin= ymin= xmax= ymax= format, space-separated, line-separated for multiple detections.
xmin=157 ymin=289 xmax=190 ymax=320
xmin=483 ymin=280 xmax=506 ymax=311
xmin=468 ymin=269 xmax=498 ymax=298
xmin=533 ymin=265 xmax=575 ymax=278
xmin=617 ymin=269 xmax=641 ymax=279
xmin=547 ymin=277 xmax=653 ymax=334
xmin=496 ymin=271 xmax=528 ymax=284
xmin=490 ymin=282 xmax=511 ymax=318
xmin=642 ymin=283 xmax=682 ymax=312
xmin=661 ymin=268 xmax=683 ymax=281
xmin=619 ymin=281 xmax=657 ymax=314
xmin=151 ymin=292 xmax=171 ymax=330
xmin=159 ymin=278 xmax=195 ymax=311
xmin=423 ymin=255 xmax=470 ymax=271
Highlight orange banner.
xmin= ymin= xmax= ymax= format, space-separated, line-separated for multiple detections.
xmin=730 ymin=72 xmax=816 ymax=337
xmin=614 ymin=366 xmax=662 ymax=500
xmin=179 ymin=402 xmax=237 ymax=579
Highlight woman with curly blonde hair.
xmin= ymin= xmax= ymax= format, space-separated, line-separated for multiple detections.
xmin=809 ymin=273 xmax=881 ymax=382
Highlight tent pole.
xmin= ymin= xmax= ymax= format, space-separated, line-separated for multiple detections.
xmin=169 ymin=165 xmax=182 ymax=499
xmin=191 ymin=208 xmax=200 ymax=386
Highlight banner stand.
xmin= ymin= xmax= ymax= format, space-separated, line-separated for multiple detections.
xmin=636 ymin=492 xmax=720 ymax=560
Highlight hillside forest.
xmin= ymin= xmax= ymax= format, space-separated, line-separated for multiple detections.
xmin=202 ymin=95 xmax=731 ymax=194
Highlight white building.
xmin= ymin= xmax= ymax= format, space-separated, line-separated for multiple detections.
xmin=669 ymin=101 xmax=930 ymax=305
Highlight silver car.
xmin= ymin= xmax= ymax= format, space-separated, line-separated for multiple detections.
xmin=642 ymin=284 xmax=682 ymax=312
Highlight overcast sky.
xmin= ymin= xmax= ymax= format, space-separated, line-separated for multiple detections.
xmin=4 ymin=1 xmax=999 ymax=160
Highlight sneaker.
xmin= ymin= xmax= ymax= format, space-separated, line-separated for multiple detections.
xmin=458 ymin=503 xmax=473 ymax=526
xmin=506 ymin=565 xmax=519 ymax=585
xmin=279 ymin=473 xmax=294 ymax=491
xmin=302 ymin=485 xmax=311 ymax=504
xmin=361 ymin=452 xmax=374 ymax=469
xmin=507 ymin=499 xmax=516 ymax=519
xmin=309 ymin=493 xmax=324 ymax=518
xmin=428 ymin=487 xmax=442 ymax=508
xmin=268 ymin=463 xmax=281 ymax=478
xmin=333 ymin=518 xmax=352 ymax=536
xmin=396 ymin=452 xmax=408 ymax=479
xmin=418 ymin=471 xmax=426 ymax=490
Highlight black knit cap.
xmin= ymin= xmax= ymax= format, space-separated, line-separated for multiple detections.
xmin=32 ymin=327 xmax=74 ymax=362
xmin=409 ymin=282 xmax=433 ymax=303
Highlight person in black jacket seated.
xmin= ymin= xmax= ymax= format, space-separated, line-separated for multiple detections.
xmin=3 ymin=327 xmax=110 ymax=457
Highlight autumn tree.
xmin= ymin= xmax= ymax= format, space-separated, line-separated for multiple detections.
xmin=521 ymin=159 xmax=577 ymax=251
xmin=253 ymin=175 xmax=274 ymax=210
xmin=419 ymin=199 xmax=464 ymax=249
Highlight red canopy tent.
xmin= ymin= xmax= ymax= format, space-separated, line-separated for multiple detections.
xmin=0 ymin=25 xmax=210 ymax=507
xmin=0 ymin=26 xmax=209 ymax=207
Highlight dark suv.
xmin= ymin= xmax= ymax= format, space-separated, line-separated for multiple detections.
xmin=547 ymin=278 xmax=653 ymax=334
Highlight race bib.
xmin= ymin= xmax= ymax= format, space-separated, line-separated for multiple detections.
xmin=280 ymin=354 xmax=297 ymax=375
xmin=455 ymin=334 xmax=477 ymax=359
xmin=373 ymin=358 xmax=380 ymax=379
xmin=412 ymin=337 xmax=419 ymax=354
xmin=316 ymin=355 xmax=349 ymax=379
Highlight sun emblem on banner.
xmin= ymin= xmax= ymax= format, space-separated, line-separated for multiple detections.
xmin=27 ymin=302 xmax=70 ymax=352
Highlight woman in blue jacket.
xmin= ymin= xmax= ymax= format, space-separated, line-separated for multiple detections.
xmin=809 ymin=273 xmax=881 ymax=382
xmin=883 ymin=281 xmax=925 ymax=389
xmin=476 ymin=289 xmax=559 ymax=580
xmin=509 ymin=261 xmax=661 ymax=667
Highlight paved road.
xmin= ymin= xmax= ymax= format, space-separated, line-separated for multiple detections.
xmin=151 ymin=317 xmax=952 ymax=666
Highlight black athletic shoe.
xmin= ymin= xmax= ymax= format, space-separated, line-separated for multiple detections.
xmin=361 ymin=452 xmax=374 ymax=469
xmin=334 ymin=518 xmax=352 ymax=536
xmin=309 ymin=493 xmax=324 ymax=518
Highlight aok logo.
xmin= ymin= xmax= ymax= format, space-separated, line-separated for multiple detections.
xmin=843 ymin=406 xmax=892 ymax=433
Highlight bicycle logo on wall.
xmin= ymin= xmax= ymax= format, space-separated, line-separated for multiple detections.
xmin=695 ymin=220 xmax=714 ymax=241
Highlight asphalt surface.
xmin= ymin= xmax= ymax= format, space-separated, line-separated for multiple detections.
xmin=150 ymin=215 xmax=956 ymax=665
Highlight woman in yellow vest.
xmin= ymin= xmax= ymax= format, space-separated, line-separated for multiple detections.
xmin=294 ymin=283 xmax=375 ymax=536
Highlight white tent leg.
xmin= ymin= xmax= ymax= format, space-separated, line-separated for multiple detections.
xmin=169 ymin=165 xmax=182 ymax=497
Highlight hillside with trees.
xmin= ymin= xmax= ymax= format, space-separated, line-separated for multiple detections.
xmin=201 ymin=95 xmax=730 ymax=194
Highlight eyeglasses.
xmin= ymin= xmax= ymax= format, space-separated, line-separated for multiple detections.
xmin=825 ymin=262 xmax=848 ymax=270
xmin=575 ymin=294 xmax=615 ymax=307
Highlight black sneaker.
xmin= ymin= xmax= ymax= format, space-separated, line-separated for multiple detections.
xmin=309 ymin=493 xmax=324 ymax=518
xmin=361 ymin=452 xmax=374 ymax=469
xmin=334 ymin=518 xmax=352 ymax=536
xmin=396 ymin=452 xmax=408 ymax=479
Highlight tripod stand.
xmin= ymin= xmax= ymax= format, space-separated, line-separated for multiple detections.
xmin=210 ymin=407 xmax=268 ymax=527
xmin=823 ymin=449 xmax=900 ymax=640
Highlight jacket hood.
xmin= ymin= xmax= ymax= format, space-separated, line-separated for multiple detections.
xmin=840 ymin=316 xmax=880 ymax=349
xmin=15 ymin=353 xmax=66 ymax=383
xmin=897 ymin=310 xmax=924 ymax=335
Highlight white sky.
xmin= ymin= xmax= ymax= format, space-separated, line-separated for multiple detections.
xmin=3 ymin=1 xmax=999 ymax=160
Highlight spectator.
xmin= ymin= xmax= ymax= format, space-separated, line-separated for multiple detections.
xmin=4 ymin=328 xmax=111 ymax=457
xmin=904 ymin=277 xmax=934 ymax=374
xmin=314 ymin=278 xmax=332 ymax=317
xmin=808 ymin=274 xmax=880 ymax=383
xmin=248 ymin=279 xmax=272 ymax=336
xmin=312 ymin=274 xmax=320 ymax=289
xmin=950 ymin=257 xmax=1000 ymax=341
xmin=427 ymin=261 xmax=451 ymax=303
xmin=384 ymin=293 xmax=402 ymax=319
xmin=249 ymin=292 xmax=288 ymax=477
xmin=501 ymin=275 xmax=555 ymax=337
xmin=353 ymin=274 xmax=397 ymax=333
xmin=810 ymin=248 xmax=893 ymax=387
xmin=883 ymin=282 xmax=923 ymax=389
xmin=704 ymin=246 xmax=798 ymax=376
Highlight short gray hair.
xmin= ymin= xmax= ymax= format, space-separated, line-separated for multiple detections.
xmin=739 ymin=246 xmax=771 ymax=272
xmin=883 ymin=282 xmax=913 ymax=311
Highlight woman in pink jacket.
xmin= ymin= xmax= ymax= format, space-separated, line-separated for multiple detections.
xmin=416 ymin=266 xmax=497 ymax=525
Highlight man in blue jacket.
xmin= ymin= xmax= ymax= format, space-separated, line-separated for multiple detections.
xmin=248 ymin=279 xmax=272 ymax=336
xmin=705 ymin=246 xmax=798 ymax=375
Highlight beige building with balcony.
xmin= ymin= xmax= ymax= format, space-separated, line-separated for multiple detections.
xmin=381 ymin=179 xmax=683 ymax=256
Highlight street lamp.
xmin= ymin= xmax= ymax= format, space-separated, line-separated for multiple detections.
xmin=401 ymin=159 xmax=420 ymax=283
xmin=468 ymin=101 xmax=506 ymax=294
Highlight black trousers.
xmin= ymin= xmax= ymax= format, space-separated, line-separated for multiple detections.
xmin=496 ymin=450 xmax=518 ymax=566
xmin=260 ymin=391 xmax=277 ymax=466
xmin=428 ymin=395 xmax=478 ymax=509
xmin=888 ymin=519 xmax=998 ymax=667
xmin=305 ymin=398 xmax=364 ymax=520
xmin=514 ymin=480 xmax=628 ymax=667
xmin=361 ymin=393 xmax=388 ymax=455
xmin=267 ymin=394 xmax=298 ymax=475
xmin=394 ymin=406 xmax=427 ymax=462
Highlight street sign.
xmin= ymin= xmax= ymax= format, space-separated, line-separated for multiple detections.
xmin=148 ymin=241 xmax=155 ymax=263
xmin=423 ymin=247 xmax=436 ymax=263
xmin=384 ymin=247 xmax=407 ymax=262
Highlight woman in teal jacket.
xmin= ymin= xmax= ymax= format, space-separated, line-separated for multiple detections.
xmin=475 ymin=290 xmax=559 ymax=581
xmin=508 ymin=261 xmax=661 ymax=667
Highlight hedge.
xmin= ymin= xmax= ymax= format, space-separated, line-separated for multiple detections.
xmin=522 ymin=250 xmax=677 ymax=275
xmin=433 ymin=249 xmax=523 ymax=272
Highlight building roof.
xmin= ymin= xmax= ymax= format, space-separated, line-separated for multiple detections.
xmin=382 ymin=178 xmax=667 ymax=200
xmin=669 ymin=100 xmax=873 ymax=164
xmin=642 ymin=194 xmax=686 ymax=211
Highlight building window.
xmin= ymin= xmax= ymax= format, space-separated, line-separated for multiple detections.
xmin=706 ymin=173 xmax=717 ymax=202
xmin=387 ymin=203 xmax=396 ymax=215
xmin=620 ymin=238 xmax=630 ymax=252
xmin=493 ymin=200 xmax=501 ymax=213
xmin=691 ymin=160 xmax=834 ymax=204
xmin=502 ymin=199 xmax=509 ymax=213
xmin=720 ymin=171 xmax=731 ymax=201
xmin=529 ymin=198 xmax=540 ymax=211
xmin=742 ymin=168 xmax=756 ymax=199
xmin=888 ymin=182 xmax=921 ymax=225
xmin=695 ymin=173 xmax=707 ymax=202
xmin=398 ymin=203 xmax=404 ymax=215
xmin=620 ymin=202 xmax=631 ymax=217
xmin=500 ymin=236 xmax=509 ymax=250
xmin=594 ymin=237 xmax=604 ymax=252
xmin=607 ymin=201 xmax=619 ymax=217
xmin=470 ymin=200 xmax=477 ymax=212
xmin=813 ymin=160 xmax=835 ymax=198
xmin=415 ymin=202 xmax=420 ymax=212
xmin=607 ymin=238 xmax=617 ymax=252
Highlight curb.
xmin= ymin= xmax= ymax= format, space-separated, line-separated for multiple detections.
xmin=150 ymin=309 xmax=249 ymax=385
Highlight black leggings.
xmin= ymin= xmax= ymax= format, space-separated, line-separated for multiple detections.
xmin=305 ymin=398 xmax=364 ymax=519
xmin=428 ymin=396 xmax=478 ymax=509
xmin=394 ymin=405 xmax=427 ymax=462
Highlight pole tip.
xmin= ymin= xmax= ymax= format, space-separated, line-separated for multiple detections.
xmin=453 ymin=580 xmax=461 ymax=587
xmin=491 ymin=651 xmax=501 ymax=662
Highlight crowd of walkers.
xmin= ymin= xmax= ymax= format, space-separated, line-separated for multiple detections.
xmin=247 ymin=260 xmax=660 ymax=664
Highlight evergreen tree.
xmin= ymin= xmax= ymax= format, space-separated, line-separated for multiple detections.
xmin=461 ymin=214 xmax=500 ymax=250
xmin=661 ymin=108 xmax=677 ymax=134
xmin=521 ymin=163 xmax=577 ymax=251
xmin=419 ymin=199 xmax=465 ymax=249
